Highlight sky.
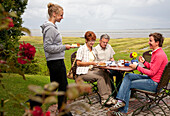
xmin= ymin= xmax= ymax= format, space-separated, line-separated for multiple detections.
xmin=22 ymin=0 xmax=170 ymax=31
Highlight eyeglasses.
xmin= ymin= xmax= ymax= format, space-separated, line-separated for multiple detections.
xmin=88 ymin=40 xmax=95 ymax=43
xmin=101 ymin=41 xmax=108 ymax=44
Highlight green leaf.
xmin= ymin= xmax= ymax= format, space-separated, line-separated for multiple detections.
xmin=0 ymin=22 xmax=9 ymax=30
xmin=0 ymin=4 xmax=5 ymax=12
xmin=28 ymin=85 xmax=44 ymax=94
xmin=4 ymin=99 xmax=10 ymax=104
xmin=20 ymin=27 xmax=31 ymax=36
xmin=29 ymin=95 xmax=43 ymax=103
xmin=8 ymin=12 xmax=18 ymax=18
xmin=44 ymin=82 xmax=59 ymax=92
xmin=44 ymin=96 xmax=57 ymax=104
xmin=50 ymin=91 xmax=65 ymax=96
xmin=66 ymin=87 xmax=80 ymax=100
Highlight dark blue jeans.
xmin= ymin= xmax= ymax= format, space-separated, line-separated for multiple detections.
xmin=47 ymin=59 xmax=68 ymax=110
xmin=116 ymin=73 xmax=158 ymax=113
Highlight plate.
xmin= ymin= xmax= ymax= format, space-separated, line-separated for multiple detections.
xmin=97 ymin=62 xmax=107 ymax=66
xmin=71 ymin=44 xmax=81 ymax=48
xmin=97 ymin=64 xmax=107 ymax=67
xmin=110 ymin=64 xmax=118 ymax=67
xmin=118 ymin=64 xmax=124 ymax=67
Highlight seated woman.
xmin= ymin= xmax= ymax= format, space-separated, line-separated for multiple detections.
xmin=110 ymin=33 xmax=168 ymax=116
xmin=76 ymin=31 xmax=115 ymax=105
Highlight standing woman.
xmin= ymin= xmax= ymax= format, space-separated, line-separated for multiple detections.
xmin=41 ymin=3 xmax=72 ymax=114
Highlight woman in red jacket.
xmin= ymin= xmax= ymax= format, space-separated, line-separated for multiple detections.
xmin=110 ymin=33 xmax=168 ymax=116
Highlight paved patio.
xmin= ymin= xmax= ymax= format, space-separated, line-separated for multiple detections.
xmin=48 ymin=92 xmax=170 ymax=116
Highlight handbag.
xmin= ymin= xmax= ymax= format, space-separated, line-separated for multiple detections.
xmin=67 ymin=57 xmax=77 ymax=79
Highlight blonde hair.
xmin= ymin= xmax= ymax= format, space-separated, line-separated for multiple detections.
xmin=47 ymin=3 xmax=63 ymax=17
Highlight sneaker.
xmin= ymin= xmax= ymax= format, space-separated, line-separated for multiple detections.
xmin=108 ymin=98 xmax=117 ymax=105
xmin=108 ymin=111 xmax=126 ymax=116
xmin=110 ymin=101 xmax=125 ymax=111
xmin=101 ymin=98 xmax=117 ymax=105
xmin=101 ymin=99 xmax=112 ymax=105
xmin=101 ymin=99 xmax=108 ymax=105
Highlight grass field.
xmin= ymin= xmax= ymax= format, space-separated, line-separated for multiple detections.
xmin=0 ymin=36 xmax=169 ymax=115
xmin=20 ymin=36 xmax=170 ymax=75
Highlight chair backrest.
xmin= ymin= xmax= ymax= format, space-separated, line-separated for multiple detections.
xmin=156 ymin=62 xmax=170 ymax=92
xmin=71 ymin=51 xmax=77 ymax=79
xmin=143 ymin=50 xmax=152 ymax=62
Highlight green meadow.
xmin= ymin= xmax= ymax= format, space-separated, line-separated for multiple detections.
xmin=0 ymin=36 xmax=170 ymax=115
xmin=20 ymin=36 xmax=170 ymax=75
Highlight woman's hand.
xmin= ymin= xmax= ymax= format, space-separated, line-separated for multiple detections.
xmin=65 ymin=44 xmax=72 ymax=50
xmin=129 ymin=64 xmax=138 ymax=69
xmin=77 ymin=60 xmax=97 ymax=66
xmin=139 ymin=56 xmax=145 ymax=63
xmin=92 ymin=62 xmax=98 ymax=66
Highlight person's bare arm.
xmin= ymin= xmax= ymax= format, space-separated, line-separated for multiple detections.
xmin=77 ymin=60 xmax=97 ymax=66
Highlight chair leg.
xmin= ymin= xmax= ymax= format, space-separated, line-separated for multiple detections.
xmin=132 ymin=105 xmax=144 ymax=116
xmin=133 ymin=93 xmax=156 ymax=116
xmin=85 ymin=93 xmax=92 ymax=104
xmin=146 ymin=95 xmax=168 ymax=116
xmin=161 ymin=99 xmax=170 ymax=110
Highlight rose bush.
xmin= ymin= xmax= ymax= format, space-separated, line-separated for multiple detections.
xmin=24 ymin=106 xmax=50 ymax=116
xmin=6 ymin=17 xmax=14 ymax=28
xmin=17 ymin=42 xmax=36 ymax=64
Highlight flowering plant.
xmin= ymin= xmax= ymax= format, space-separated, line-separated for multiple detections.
xmin=130 ymin=52 xmax=138 ymax=59
xmin=24 ymin=106 xmax=50 ymax=116
xmin=130 ymin=52 xmax=138 ymax=63
xmin=25 ymin=78 xmax=91 ymax=116
xmin=18 ymin=41 xmax=36 ymax=64
xmin=0 ymin=17 xmax=14 ymax=30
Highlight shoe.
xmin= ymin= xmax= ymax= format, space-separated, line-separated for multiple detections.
xmin=101 ymin=98 xmax=117 ymax=105
xmin=101 ymin=99 xmax=108 ymax=105
xmin=108 ymin=98 xmax=117 ymax=105
xmin=101 ymin=99 xmax=112 ymax=105
xmin=108 ymin=111 xmax=126 ymax=116
xmin=110 ymin=101 xmax=125 ymax=111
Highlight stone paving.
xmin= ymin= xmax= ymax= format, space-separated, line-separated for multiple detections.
xmin=48 ymin=93 xmax=170 ymax=116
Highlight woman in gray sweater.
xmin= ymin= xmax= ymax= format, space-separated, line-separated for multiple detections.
xmin=41 ymin=3 xmax=72 ymax=115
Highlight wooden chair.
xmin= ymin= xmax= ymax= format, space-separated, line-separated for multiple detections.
xmin=142 ymin=50 xmax=152 ymax=62
xmin=139 ymin=50 xmax=152 ymax=75
xmin=131 ymin=62 xmax=170 ymax=116
xmin=70 ymin=51 xmax=77 ymax=80
xmin=69 ymin=51 xmax=101 ymax=104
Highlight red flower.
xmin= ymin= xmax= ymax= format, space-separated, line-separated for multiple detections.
xmin=17 ymin=41 xmax=36 ymax=64
xmin=31 ymin=106 xmax=51 ymax=116
xmin=130 ymin=52 xmax=133 ymax=58
xmin=45 ymin=111 xmax=50 ymax=116
xmin=32 ymin=106 xmax=43 ymax=116
xmin=0 ymin=60 xmax=6 ymax=64
xmin=17 ymin=57 xmax=28 ymax=64
xmin=5 ymin=17 xmax=14 ymax=29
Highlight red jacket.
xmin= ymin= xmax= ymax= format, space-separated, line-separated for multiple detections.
xmin=137 ymin=48 xmax=168 ymax=83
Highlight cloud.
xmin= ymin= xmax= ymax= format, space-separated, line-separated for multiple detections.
xmin=22 ymin=0 xmax=170 ymax=30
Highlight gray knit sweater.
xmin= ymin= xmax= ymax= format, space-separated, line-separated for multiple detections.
xmin=40 ymin=21 xmax=66 ymax=61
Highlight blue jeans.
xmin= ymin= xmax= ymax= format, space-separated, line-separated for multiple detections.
xmin=116 ymin=73 xmax=158 ymax=113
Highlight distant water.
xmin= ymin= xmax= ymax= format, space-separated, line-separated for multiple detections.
xmin=28 ymin=29 xmax=170 ymax=39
